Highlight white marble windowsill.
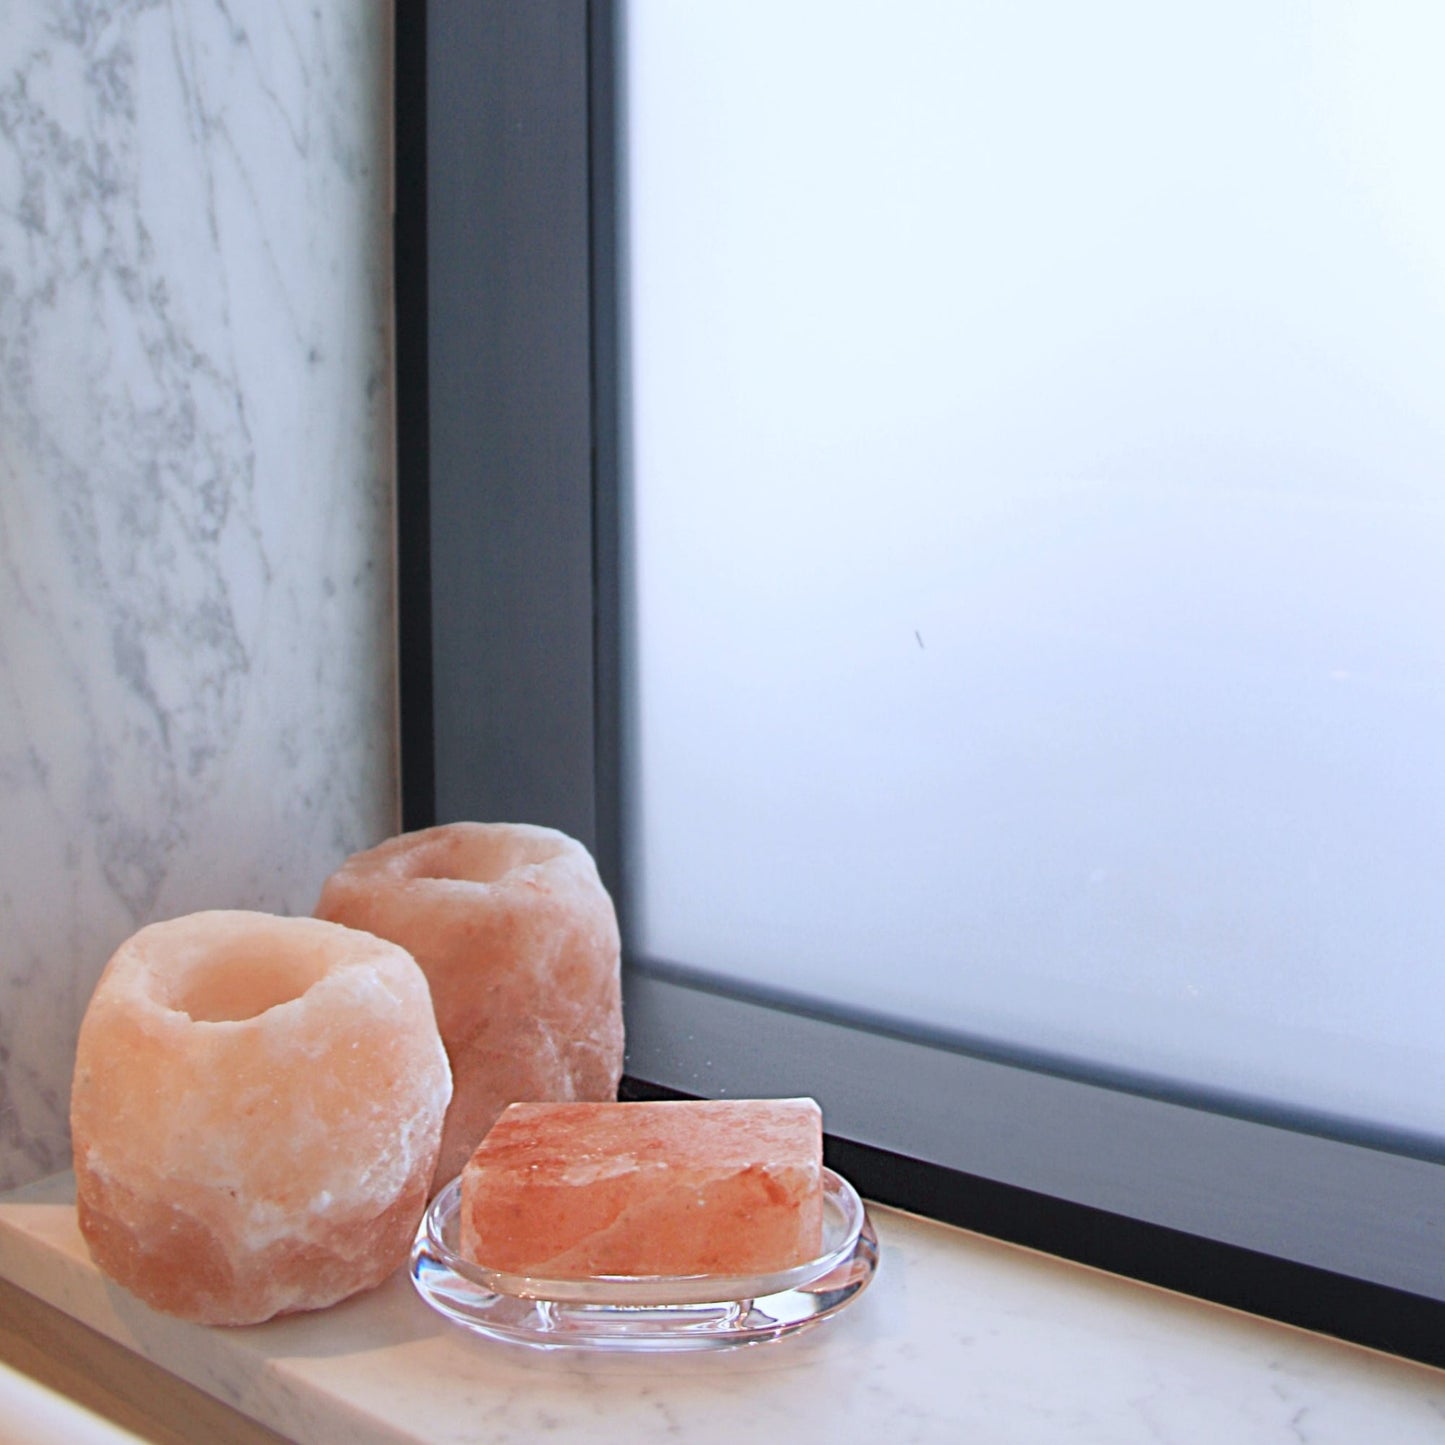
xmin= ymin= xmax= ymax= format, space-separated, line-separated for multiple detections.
xmin=1 ymin=1172 xmax=1442 ymax=1444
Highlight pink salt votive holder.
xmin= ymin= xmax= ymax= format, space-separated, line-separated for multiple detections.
xmin=315 ymin=822 xmax=624 ymax=1191
xmin=71 ymin=911 xmax=452 ymax=1326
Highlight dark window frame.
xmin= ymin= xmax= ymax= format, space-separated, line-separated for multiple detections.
xmin=396 ymin=0 xmax=1445 ymax=1367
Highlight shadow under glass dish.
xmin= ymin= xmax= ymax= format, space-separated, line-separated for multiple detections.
xmin=409 ymin=1167 xmax=879 ymax=1350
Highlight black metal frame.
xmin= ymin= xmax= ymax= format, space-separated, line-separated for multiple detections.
xmin=396 ymin=0 xmax=1445 ymax=1368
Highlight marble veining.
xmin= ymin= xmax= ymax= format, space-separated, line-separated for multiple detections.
xmin=0 ymin=0 xmax=396 ymax=1189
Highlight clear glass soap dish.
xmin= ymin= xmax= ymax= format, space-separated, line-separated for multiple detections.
xmin=409 ymin=1167 xmax=878 ymax=1351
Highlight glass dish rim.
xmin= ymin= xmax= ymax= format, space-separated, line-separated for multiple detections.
xmin=418 ymin=1165 xmax=866 ymax=1306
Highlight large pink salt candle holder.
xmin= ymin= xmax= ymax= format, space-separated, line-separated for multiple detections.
xmin=70 ymin=911 xmax=452 ymax=1326
xmin=409 ymin=1167 xmax=878 ymax=1351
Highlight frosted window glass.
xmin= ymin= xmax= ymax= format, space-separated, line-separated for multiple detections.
xmin=620 ymin=1 xmax=1445 ymax=1140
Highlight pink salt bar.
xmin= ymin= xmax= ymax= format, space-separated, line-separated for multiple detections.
xmin=459 ymin=1098 xmax=824 ymax=1278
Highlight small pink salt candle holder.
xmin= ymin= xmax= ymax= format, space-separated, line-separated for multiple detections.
xmin=315 ymin=822 xmax=624 ymax=1191
xmin=409 ymin=1167 xmax=878 ymax=1351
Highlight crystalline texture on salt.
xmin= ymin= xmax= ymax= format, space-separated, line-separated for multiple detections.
xmin=459 ymin=1098 xmax=825 ymax=1278
xmin=315 ymin=822 xmax=625 ymax=1189
xmin=70 ymin=911 xmax=452 ymax=1326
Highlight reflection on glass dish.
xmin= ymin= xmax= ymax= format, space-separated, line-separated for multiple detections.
xmin=410 ymin=1166 xmax=878 ymax=1351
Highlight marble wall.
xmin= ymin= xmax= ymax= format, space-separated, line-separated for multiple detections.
xmin=0 ymin=1 xmax=397 ymax=1189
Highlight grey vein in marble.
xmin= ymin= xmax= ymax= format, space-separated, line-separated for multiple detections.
xmin=0 ymin=0 xmax=396 ymax=1190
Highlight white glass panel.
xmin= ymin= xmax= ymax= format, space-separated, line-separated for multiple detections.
xmin=621 ymin=1 xmax=1445 ymax=1138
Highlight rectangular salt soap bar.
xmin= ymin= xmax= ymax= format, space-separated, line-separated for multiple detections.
xmin=459 ymin=1098 xmax=824 ymax=1278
